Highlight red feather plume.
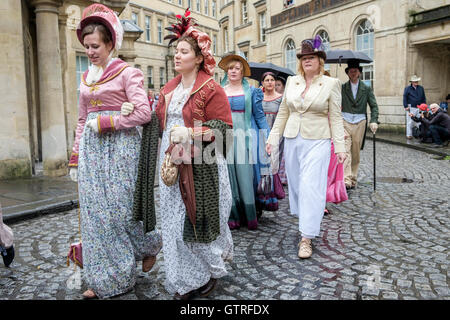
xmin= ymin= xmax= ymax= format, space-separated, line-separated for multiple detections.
xmin=164 ymin=8 xmax=197 ymax=46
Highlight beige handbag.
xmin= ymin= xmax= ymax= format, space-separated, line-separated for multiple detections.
xmin=161 ymin=143 xmax=179 ymax=186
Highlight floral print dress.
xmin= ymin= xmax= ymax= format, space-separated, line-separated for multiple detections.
xmin=158 ymin=82 xmax=233 ymax=296
xmin=78 ymin=116 xmax=162 ymax=299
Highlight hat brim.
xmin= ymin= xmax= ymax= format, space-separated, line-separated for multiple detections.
xmin=296 ymin=51 xmax=327 ymax=61
xmin=76 ymin=15 xmax=116 ymax=48
xmin=218 ymin=54 xmax=251 ymax=77
xmin=410 ymin=78 xmax=421 ymax=82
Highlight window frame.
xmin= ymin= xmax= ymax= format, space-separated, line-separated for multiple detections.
xmin=224 ymin=26 xmax=229 ymax=52
xmin=157 ymin=19 xmax=163 ymax=44
xmin=259 ymin=11 xmax=266 ymax=43
xmin=131 ymin=12 xmax=139 ymax=26
xmin=212 ymin=0 xmax=217 ymax=17
xmin=241 ymin=1 xmax=248 ymax=24
xmin=213 ymin=34 xmax=217 ymax=55
xmin=285 ymin=39 xmax=296 ymax=73
xmin=316 ymin=30 xmax=330 ymax=71
xmin=160 ymin=67 xmax=166 ymax=87
xmin=355 ymin=19 xmax=374 ymax=87
xmin=76 ymin=54 xmax=90 ymax=102
xmin=147 ymin=66 xmax=154 ymax=88
xmin=145 ymin=15 xmax=151 ymax=42
xmin=204 ymin=0 xmax=209 ymax=15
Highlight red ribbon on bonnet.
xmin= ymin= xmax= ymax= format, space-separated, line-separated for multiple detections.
xmin=184 ymin=26 xmax=216 ymax=76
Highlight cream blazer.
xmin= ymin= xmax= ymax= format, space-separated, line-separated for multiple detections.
xmin=267 ymin=74 xmax=345 ymax=153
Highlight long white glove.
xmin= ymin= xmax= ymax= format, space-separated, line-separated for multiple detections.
xmin=69 ymin=168 xmax=78 ymax=182
xmin=369 ymin=122 xmax=378 ymax=134
xmin=170 ymin=126 xmax=193 ymax=144
xmin=86 ymin=119 xmax=99 ymax=133
xmin=121 ymin=102 xmax=134 ymax=116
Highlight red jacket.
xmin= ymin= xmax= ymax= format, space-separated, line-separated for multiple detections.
xmin=156 ymin=70 xmax=232 ymax=141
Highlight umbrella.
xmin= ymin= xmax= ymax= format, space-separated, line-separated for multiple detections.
xmin=325 ymin=49 xmax=373 ymax=65
xmin=248 ymin=62 xmax=295 ymax=82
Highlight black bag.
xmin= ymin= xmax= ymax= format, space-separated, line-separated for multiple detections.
xmin=1 ymin=245 xmax=14 ymax=268
xmin=412 ymin=126 xmax=420 ymax=139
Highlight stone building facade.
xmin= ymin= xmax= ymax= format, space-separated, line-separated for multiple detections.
xmin=1 ymin=0 xmax=448 ymax=179
xmin=0 ymin=0 xmax=224 ymax=179
xmin=219 ymin=0 xmax=449 ymax=128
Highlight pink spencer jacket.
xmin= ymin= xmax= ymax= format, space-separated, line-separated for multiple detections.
xmin=69 ymin=59 xmax=152 ymax=166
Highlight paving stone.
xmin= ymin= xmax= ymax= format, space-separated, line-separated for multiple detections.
xmin=3 ymin=142 xmax=449 ymax=301
xmin=382 ymin=291 xmax=398 ymax=299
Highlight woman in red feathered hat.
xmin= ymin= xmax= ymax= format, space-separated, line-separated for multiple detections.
xmin=150 ymin=8 xmax=234 ymax=300
xmin=69 ymin=3 xmax=162 ymax=299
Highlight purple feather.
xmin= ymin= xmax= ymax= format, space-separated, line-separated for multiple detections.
xmin=313 ymin=35 xmax=322 ymax=49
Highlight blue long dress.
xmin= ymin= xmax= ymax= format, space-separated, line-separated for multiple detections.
xmin=226 ymin=87 xmax=269 ymax=230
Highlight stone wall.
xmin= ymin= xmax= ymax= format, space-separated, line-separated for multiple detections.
xmin=0 ymin=0 xmax=32 ymax=179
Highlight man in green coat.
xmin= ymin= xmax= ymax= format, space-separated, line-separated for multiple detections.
xmin=341 ymin=59 xmax=379 ymax=190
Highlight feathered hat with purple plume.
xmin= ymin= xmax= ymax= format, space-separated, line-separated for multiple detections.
xmin=296 ymin=35 xmax=327 ymax=60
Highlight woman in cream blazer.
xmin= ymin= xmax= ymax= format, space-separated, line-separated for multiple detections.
xmin=266 ymin=37 xmax=346 ymax=259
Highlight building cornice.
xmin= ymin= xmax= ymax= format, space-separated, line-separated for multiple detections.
xmin=270 ymin=0 xmax=357 ymax=29
xmin=220 ymin=1 xmax=234 ymax=14
xmin=234 ymin=22 xmax=252 ymax=31
xmin=253 ymin=0 xmax=266 ymax=9
xmin=237 ymin=40 xmax=250 ymax=48
xmin=219 ymin=15 xmax=229 ymax=26
xmin=129 ymin=1 xmax=219 ymax=32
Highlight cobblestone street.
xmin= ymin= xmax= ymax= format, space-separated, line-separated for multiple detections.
xmin=1 ymin=141 xmax=449 ymax=300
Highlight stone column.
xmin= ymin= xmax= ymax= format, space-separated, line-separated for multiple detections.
xmin=31 ymin=0 xmax=68 ymax=176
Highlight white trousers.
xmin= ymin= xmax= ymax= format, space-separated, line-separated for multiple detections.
xmin=406 ymin=107 xmax=419 ymax=137
xmin=284 ymin=134 xmax=331 ymax=238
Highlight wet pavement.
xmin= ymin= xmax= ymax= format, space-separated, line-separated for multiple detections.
xmin=1 ymin=140 xmax=449 ymax=300
xmin=0 ymin=176 xmax=78 ymax=223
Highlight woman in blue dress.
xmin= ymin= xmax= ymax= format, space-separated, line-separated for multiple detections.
xmin=218 ymin=53 xmax=269 ymax=230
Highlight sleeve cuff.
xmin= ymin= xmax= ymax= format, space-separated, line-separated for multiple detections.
xmin=98 ymin=115 xmax=116 ymax=133
xmin=68 ymin=153 xmax=78 ymax=167
xmin=192 ymin=126 xmax=215 ymax=142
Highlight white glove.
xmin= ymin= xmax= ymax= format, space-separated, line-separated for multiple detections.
xmin=369 ymin=122 xmax=378 ymax=134
xmin=121 ymin=102 xmax=134 ymax=116
xmin=86 ymin=119 xmax=99 ymax=133
xmin=170 ymin=126 xmax=193 ymax=144
xmin=69 ymin=168 xmax=78 ymax=182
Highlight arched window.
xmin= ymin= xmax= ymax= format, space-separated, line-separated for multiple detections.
xmin=316 ymin=30 xmax=330 ymax=71
xmin=355 ymin=19 xmax=374 ymax=87
xmin=285 ymin=39 xmax=296 ymax=73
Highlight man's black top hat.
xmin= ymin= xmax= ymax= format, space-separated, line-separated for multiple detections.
xmin=345 ymin=59 xmax=363 ymax=74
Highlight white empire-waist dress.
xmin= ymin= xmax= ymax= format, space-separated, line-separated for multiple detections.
xmin=157 ymin=82 xmax=233 ymax=295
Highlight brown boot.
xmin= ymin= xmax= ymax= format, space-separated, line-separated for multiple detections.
xmin=174 ymin=289 xmax=197 ymax=300
xmin=142 ymin=255 xmax=157 ymax=272
xmin=198 ymin=278 xmax=217 ymax=297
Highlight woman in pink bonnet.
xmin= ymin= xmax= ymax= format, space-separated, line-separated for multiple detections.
xmin=68 ymin=4 xmax=162 ymax=299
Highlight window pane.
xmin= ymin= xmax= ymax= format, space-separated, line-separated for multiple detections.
xmin=285 ymin=39 xmax=296 ymax=73
xmin=355 ymin=20 xmax=374 ymax=87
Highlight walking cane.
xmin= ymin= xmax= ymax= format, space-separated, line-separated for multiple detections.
xmin=373 ymin=132 xmax=376 ymax=192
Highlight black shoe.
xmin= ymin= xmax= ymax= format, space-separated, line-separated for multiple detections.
xmin=174 ymin=289 xmax=198 ymax=300
xmin=198 ymin=278 xmax=217 ymax=297
xmin=1 ymin=246 xmax=14 ymax=268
